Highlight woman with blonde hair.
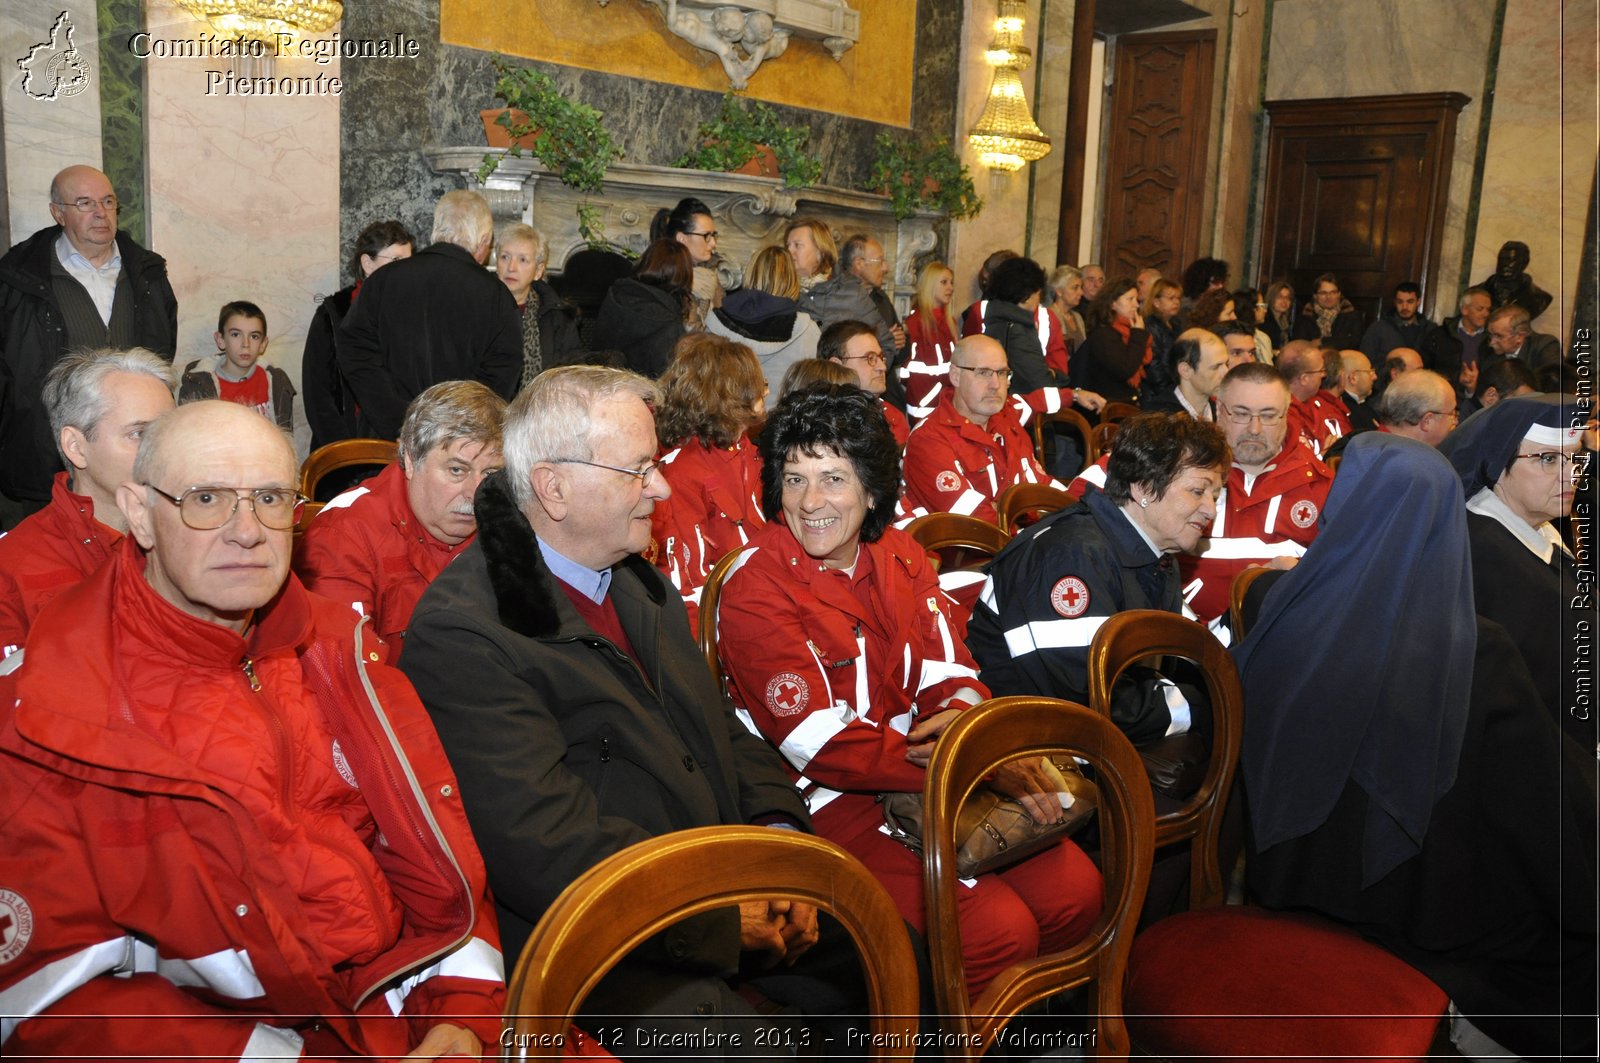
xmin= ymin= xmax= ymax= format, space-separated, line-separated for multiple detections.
xmin=901 ymin=260 xmax=960 ymax=420
xmin=1048 ymin=264 xmax=1088 ymax=351
xmin=705 ymin=245 xmax=820 ymax=392
xmin=650 ymin=333 xmax=770 ymax=633
xmin=494 ymin=223 xmax=583 ymax=387
xmin=783 ymin=217 xmax=895 ymax=359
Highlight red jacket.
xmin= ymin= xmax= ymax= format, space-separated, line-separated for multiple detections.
xmin=903 ymin=393 xmax=1061 ymax=525
xmin=1288 ymin=391 xmax=1351 ymax=457
xmin=1177 ymin=440 xmax=1334 ymax=624
xmin=650 ymin=434 xmax=766 ymax=634
xmin=715 ymin=521 xmax=983 ymax=827
xmin=0 ymin=472 xmax=119 ymax=657
xmin=902 ymin=308 xmax=959 ymax=421
xmin=293 ymin=463 xmax=468 ymax=657
xmin=961 ymin=300 xmax=1071 ymax=377
xmin=0 ymin=539 xmax=503 ymax=1058
xmin=882 ymin=399 xmax=909 ymax=448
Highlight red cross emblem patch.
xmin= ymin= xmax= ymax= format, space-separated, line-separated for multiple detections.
xmin=0 ymin=888 xmax=33 ymax=965
xmin=1050 ymin=577 xmax=1091 ymax=618
xmin=765 ymin=672 xmax=810 ymax=717
xmin=1289 ymin=499 xmax=1319 ymax=528
xmin=935 ymin=470 xmax=962 ymax=493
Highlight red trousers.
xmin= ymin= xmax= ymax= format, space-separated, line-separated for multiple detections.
xmin=817 ymin=791 xmax=1104 ymax=994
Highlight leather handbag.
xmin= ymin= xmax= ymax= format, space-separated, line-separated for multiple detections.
xmin=880 ymin=758 xmax=1098 ymax=878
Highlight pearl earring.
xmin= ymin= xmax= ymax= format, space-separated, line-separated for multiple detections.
xmin=1138 ymin=497 xmax=1150 ymax=508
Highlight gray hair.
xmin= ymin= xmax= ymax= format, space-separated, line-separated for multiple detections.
xmin=1377 ymin=369 xmax=1453 ymax=427
xmin=399 ymin=380 xmax=508 ymax=467
xmin=497 ymin=223 xmax=548 ymax=269
xmin=43 ymin=347 xmax=175 ymax=465
xmin=431 ymin=189 xmax=493 ymax=252
xmin=838 ymin=233 xmax=874 ymax=276
xmin=1047 ymin=265 xmax=1081 ymax=292
xmin=1487 ymin=304 xmax=1531 ymax=336
xmin=502 ymin=366 xmax=662 ymax=508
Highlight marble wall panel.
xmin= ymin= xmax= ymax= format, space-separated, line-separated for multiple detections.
xmin=1265 ymin=0 xmax=1499 ymax=314
xmin=1468 ymin=0 xmax=1594 ymax=348
xmin=142 ymin=0 xmax=341 ymax=386
xmin=98 ymin=0 xmax=146 ymax=243
xmin=1 ymin=3 xmax=103 ymax=246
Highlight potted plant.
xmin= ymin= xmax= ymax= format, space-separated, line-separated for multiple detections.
xmin=867 ymin=133 xmax=984 ymax=221
xmin=476 ymin=56 xmax=622 ymax=193
xmin=675 ymin=93 xmax=822 ymax=189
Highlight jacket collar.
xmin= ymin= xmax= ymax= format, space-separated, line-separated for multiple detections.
xmin=472 ymin=470 xmax=665 ymax=639
xmin=1085 ymin=489 xmax=1164 ymax=566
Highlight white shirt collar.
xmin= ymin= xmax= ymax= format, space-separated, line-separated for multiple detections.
xmin=55 ymin=230 xmax=120 ymax=272
xmin=1466 ymin=486 xmax=1567 ymax=563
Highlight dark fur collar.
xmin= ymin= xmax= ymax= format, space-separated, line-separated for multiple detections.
xmin=473 ymin=470 xmax=665 ymax=639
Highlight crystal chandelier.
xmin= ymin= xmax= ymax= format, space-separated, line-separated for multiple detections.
xmin=968 ymin=1 xmax=1051 ymax=172
xmin=175 ymin=1 xmax=343 ymax=45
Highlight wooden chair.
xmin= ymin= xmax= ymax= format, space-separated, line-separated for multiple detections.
xmin=1228 ymin=566 xmax=1274 ymax=641
xmin=1087 ymin=611 xmax=1241 ymax=911
xmin=1090 ymin=421 xmax=1119 ymax=457
xmin=1030 ymin=407 xmax=1098 ymax=469
xmin=298 ymin=438 xmax=397 ymax=500
xmin=503 ymin=826 xmax=922 ymax=1060
xmin=922 ymin=696 xmax=1155 ymax=1058
xmin=995 ymin=483 xmax=1075 ymax=536
xmin=696 ymin=547 xmax=745 ymax=683
xmin=904 ymin=512 xmax=1009 ymax=574
xmin=1092 ymin=615 xmax=1449 ymax=1059
xmin=1099 ymin=401 xmax=1142 ymax=425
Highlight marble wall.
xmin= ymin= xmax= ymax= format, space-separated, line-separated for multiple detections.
xmin=1467 ymin=0 xmax=1595 ymax=347
xmin=340 ymin=0 xmax=963 ymax=292
xmin=1265 ymin=0 xmax=1501 ymax=322
xmin=1 ymin=3 xmax=104 ymax=247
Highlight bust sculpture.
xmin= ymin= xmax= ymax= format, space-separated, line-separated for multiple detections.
xmin=1479 ymin=240 xmax=1553 ymax=321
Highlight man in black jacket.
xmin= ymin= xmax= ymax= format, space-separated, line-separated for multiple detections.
xmin=402 ymin=366 xmax=866 ymax=1057
xmin=338 ymin=189 xmax=520 ymax=439
xmin=0 ymin=165 xmax=176 ymax=521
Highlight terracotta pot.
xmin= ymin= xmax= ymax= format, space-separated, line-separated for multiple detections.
xmin=730 ymin=144 xmax=779 ymax=179
xmin=481 ymin=108 xmax=541 ymax=150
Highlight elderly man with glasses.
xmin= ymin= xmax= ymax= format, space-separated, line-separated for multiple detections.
xmin=1177 ymin=361 xmax=1336 ymax=631
xmin=0 ymin=165 xmax=177 ymax=524
xmin=0 ymin=400 xmax=505 ymax=1058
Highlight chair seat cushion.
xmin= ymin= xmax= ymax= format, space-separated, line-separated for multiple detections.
xmin=1126 ymin=907 xmax=1447 ymax=1060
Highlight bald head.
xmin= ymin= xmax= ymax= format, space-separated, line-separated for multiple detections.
xmin=1277 ymin=340 xmax=1324 ymax=402
xmin=133 ymin=400 xmax=295 ymax=491
xmin=1384 ymin=347 xmax=1423 ymax=380
xmin=1378 ymin=370 xmax=1457 ymax=446
xmin=949 ymin=334 xmax=1011 ymax=424
xmin=49 ymin=165 xmax=118 ymax=264
xmin=1339 ymin=350 xmax=1375 ymax=400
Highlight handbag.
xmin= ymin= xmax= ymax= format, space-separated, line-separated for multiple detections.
xmin=880 ymin=758 xmax=1098 ymax=879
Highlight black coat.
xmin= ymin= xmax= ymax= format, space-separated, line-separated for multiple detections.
xmin=0 ymin=227 xmax=176 ymax=500
xmin=336 ymin=242 xmax=521 ymax=439
xmin=594 ymin=277 xmax=686 ymax=379
xmin=983 ymin=299 xmax=1063 ymax=396
xmin=1290 ymin=300 xmax=1365 ymax=348
xmin=300 ymin=285 xmax=356 ymax=450
xmin=400 ymin=472 xmax=811 ymax=986
xmin=524 ymin=277 xmax=585 ymax=369
xmin=1072 ymin=322 xmax=1151 ymax=405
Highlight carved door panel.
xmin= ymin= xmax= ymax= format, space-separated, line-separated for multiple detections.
xmin=1099 ymin=31 xmax=1216 ymax=282
xmin=1261 ymin=94 xmax=1468 ymax=320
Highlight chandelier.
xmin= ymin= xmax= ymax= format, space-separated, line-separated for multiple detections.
xmin=968 ymin=1 xmax=1051 ymax=172
xmin=175 ymin=1 xmax=343 ymax=45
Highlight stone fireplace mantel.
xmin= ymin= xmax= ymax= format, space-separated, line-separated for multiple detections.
xmin=425 ymin=147 xmax=944 ymax=315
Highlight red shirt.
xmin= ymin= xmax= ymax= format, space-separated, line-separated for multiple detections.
xmin=216 ymin=364 xmax=272 ymax=418
xmin=650 ymin=435 xmax=766 ymax=635
xmin=0 ymin=471 xmax=120 ymax=657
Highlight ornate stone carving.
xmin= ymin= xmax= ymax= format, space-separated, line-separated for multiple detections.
xmin=428 ymin=147 xmax=940 ymax=316
xmin=610 ymin=1 xmax=861 ymax=89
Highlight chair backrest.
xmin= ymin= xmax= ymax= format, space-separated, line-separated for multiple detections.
xmin=1100 ymin=401 xmax=1142 ymax=425
xmin=1086 ymin=611 xmax=1242 ymax=910
xmin=922 ymin=697 xmax=1154 ymax=1057
xmin=1090 ymin=421 xmax=1120 ymax=457
xmin=904 ymin=512 xmax=1009 ymax=573
xmin=504 ymin=826 xmax=922 ymax=1059
xmin=1229 ymin=566 xmax=1274 ymax=640
xmin=1030 ymin=408 xmax=1098 ymax=468
xmin=697 ymin=547 xmax=745 ymax=682
xmin=298 ymin=438 xmax=397 ymax=499
xmin=995 ymin=483 xmax=1075 ymax=537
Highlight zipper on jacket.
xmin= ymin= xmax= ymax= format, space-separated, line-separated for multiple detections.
xmin=241 ymin=655 xmax=261 ymax=691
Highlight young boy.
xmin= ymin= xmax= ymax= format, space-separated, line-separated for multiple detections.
xmin=179 ymin=300 xmax=311 ymax=460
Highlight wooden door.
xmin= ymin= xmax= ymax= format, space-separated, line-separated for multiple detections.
xmin=1260 ymin=93 xmax=1468 ymax=321
xmin=1099 ymin=31 xmax=1216 ymax=283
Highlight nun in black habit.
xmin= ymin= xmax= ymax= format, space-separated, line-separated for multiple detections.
xmin=1439 ymin=393 xmax=1592 ymax=751
xmin=1233 ymin=433 xmax=1597 ymax=1062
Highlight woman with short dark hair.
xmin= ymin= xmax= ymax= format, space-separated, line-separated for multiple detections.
xmin=1074 ymin=275 xmax=1153 ymax=405
xmin=717 ymin=384 xmax=1105 ymax=994
xmin=594 ymin=238 xmax=693 ymax=378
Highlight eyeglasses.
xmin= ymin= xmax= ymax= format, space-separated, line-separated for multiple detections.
xmin=144 ymin=485 xmax=307 ymax=530
xmin=1424 ymin=409 xmax=1460 ymax=424
xmin=953 ymin=363 xmax=1013 ymax=383
xmin=54 ymin=195 xmax=119 ymax=213
xmin=1514 ymin=451 xmax=1581 ymax=469
xmin=840 ymin=351 xmax=886 ymax=367
xmin=551 ymin=458 xmax=661 ymax=487
xmin=1220 ymin=407 xmax=1286 ymax=427
xmin=1315 ymin=288 xmax=1339 ymax=296
xmin=684 ymin=230 xmax=718 ymax=241
xmin=373 ymin=251 xmax=409 ymax=264
xmin=858 ymin=256 xmax=885 ymax=266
